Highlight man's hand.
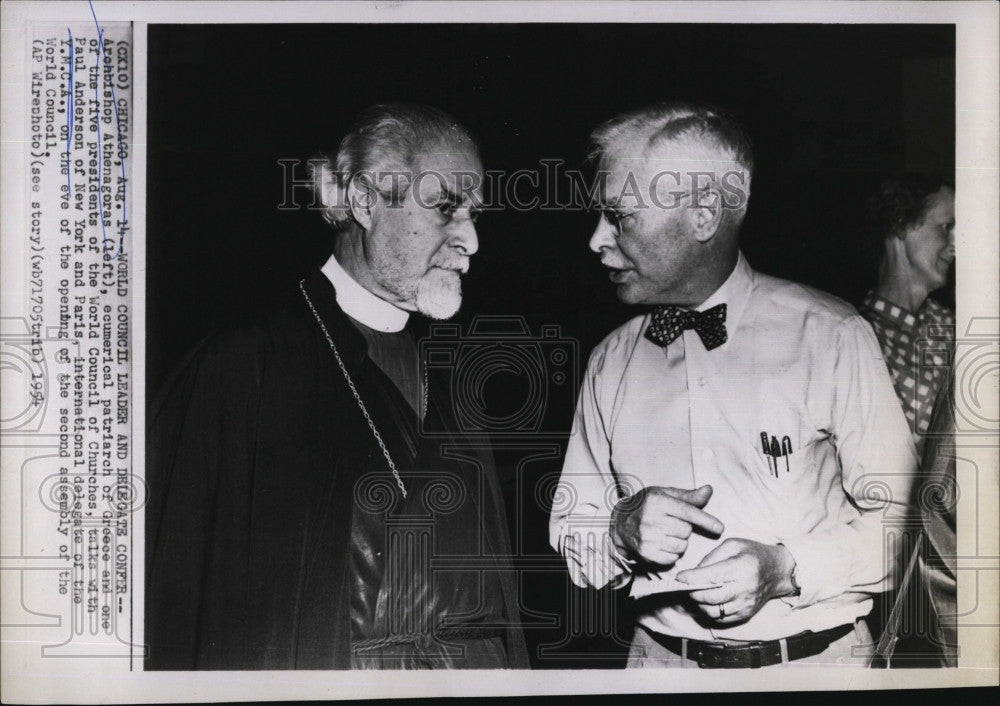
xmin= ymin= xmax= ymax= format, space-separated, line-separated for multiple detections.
xmin=675 ymin=538 xmax=797 ymax=625
xmin=611 ymin=485 xmax=724 ymax=568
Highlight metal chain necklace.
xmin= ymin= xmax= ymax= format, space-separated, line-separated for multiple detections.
xmin=422 ymin=363 xmax=428 ymax=420
xmin=299 ymin=279 xmax=408 ymax=498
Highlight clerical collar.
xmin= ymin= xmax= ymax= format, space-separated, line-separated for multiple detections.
xmin=320 ymin=252 xmax=410 ymax=333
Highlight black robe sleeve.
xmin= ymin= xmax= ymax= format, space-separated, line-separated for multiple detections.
xmin=145 ymin=273 xmax=528 ymax=670
xmin=145 ymin=311 xmax=357 ymax=670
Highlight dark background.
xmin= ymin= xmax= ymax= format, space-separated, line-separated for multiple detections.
xmin=147 ymin=23 xmax=955 ymax=668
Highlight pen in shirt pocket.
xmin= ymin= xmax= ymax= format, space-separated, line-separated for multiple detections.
xmin=770 ymin=435 xmax=781 ymax=472
xmin=759 ymin=432 xmax=794 ymax=476
xmin=760 ymin=432 xmax=776 ymax=477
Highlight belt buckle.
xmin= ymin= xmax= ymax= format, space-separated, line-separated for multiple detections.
xmin=694 ymin=649 xmax=718 ymax=669
xmin=694 ymin=640 xmax=765 ymax=669
xmin=693 ymin=641 xmax=728 ymax=669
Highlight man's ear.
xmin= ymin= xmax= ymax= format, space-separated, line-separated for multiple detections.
xmin=346 ymin=177 xmax=375 ymax=231
xmin=314 ymin=161 xmax=351 ymax=225
xmin=690 ymin=187 xmax=725 ymax=243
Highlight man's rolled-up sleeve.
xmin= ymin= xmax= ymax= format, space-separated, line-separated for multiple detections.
xmin=778 ymin=316 xmax=918 ymax=608
xmin=549 ymin=350 xmax=633 ymax=589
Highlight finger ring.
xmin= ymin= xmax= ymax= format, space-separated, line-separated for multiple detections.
xmin=719 ymin=604 xmax=726 ymax=618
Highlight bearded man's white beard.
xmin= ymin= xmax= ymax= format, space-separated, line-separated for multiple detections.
xmin=413 ymin=267 xmax=463 ymax=319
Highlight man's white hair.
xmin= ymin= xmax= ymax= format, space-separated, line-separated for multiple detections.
xmin=311 ymin=103 xmax=478 ymax=230
xmin=589 ymin=102 xmax=754 ymax=228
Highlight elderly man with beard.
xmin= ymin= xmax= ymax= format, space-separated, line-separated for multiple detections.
xmin=549 ymin=102 xmax=917 ymax=668
xmin=146 ymin=104 xmax=528 ymax=670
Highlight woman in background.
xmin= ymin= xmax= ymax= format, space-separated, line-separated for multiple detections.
xmin=859 ymin=174 xmax=956 ymax=456
xmin=859 ymin=174 xmax=957 ymax=667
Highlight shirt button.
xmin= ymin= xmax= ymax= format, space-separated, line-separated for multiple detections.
xmin=703 ymin=448 xmax=714 ymax=460
xmin=698 ymin=377 xmax=706 ymax=387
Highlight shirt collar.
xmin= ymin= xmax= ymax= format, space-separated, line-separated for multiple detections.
xmin=861 ymin=290 xmax=919 ymax=330
xmin=693 ymin=251 xmax=754 ymax=346
xmin=320 ymin=252 xmax=410 ymax=333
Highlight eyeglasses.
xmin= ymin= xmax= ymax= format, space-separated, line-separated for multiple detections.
xmin=598 ymin=190 xmax=703 ymax=233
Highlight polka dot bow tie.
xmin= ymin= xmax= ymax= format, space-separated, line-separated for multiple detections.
xmin=644 ymin=303 xmax=728 ymax=351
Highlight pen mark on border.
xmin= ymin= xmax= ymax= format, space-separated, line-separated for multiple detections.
xmin=87 ymin=0 xmax=127 ymax=261
xmin=65 ymin=28 xmax=74 ymax=197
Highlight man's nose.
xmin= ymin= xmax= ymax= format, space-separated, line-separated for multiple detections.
xmin=451 ymin=218 xmax=479 ymax=256
xmin=589 ymin=217 xmax=616 ymax=253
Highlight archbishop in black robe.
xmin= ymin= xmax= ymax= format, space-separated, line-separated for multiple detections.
xmin=145 ymin=270 xmax=529 ymax=669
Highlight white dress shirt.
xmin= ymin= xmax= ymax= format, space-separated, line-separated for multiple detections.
xmin=321 ymin=252 xmax=409 ymax=332
xmin=549 ymin=253 xmax=918 ymax=642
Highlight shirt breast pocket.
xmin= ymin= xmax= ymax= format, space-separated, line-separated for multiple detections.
xmin=748 ymin=429 xmax=813 ymax=494
xmin=741 ymin=376 xmax=819 ymax=495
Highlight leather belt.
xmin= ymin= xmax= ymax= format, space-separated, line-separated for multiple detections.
xmin=643 ymin=623 xmax=855 ymax=668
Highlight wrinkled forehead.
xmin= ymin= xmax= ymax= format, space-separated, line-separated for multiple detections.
xmin=410 ymin=139 xmax=484 ymax=201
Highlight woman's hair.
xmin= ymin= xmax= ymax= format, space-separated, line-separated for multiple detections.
xmin=868 ymin=173 xmax=954 ymax=240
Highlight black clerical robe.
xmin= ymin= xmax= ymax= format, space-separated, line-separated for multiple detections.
xmin=145 ymin=270 xmax=528 ymax=669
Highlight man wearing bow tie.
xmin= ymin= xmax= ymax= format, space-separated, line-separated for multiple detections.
xmin=549 ymin=102 xmax=918 ymax=668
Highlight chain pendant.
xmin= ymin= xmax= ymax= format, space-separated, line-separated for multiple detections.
xmin=300 ymin=280 xmax=408 ymax=498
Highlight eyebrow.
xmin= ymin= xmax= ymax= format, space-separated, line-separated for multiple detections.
xmin=438 ymin=187 xmax=462 ymax=205
xmin=438 ymin=186 xmax=482 ymax=210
